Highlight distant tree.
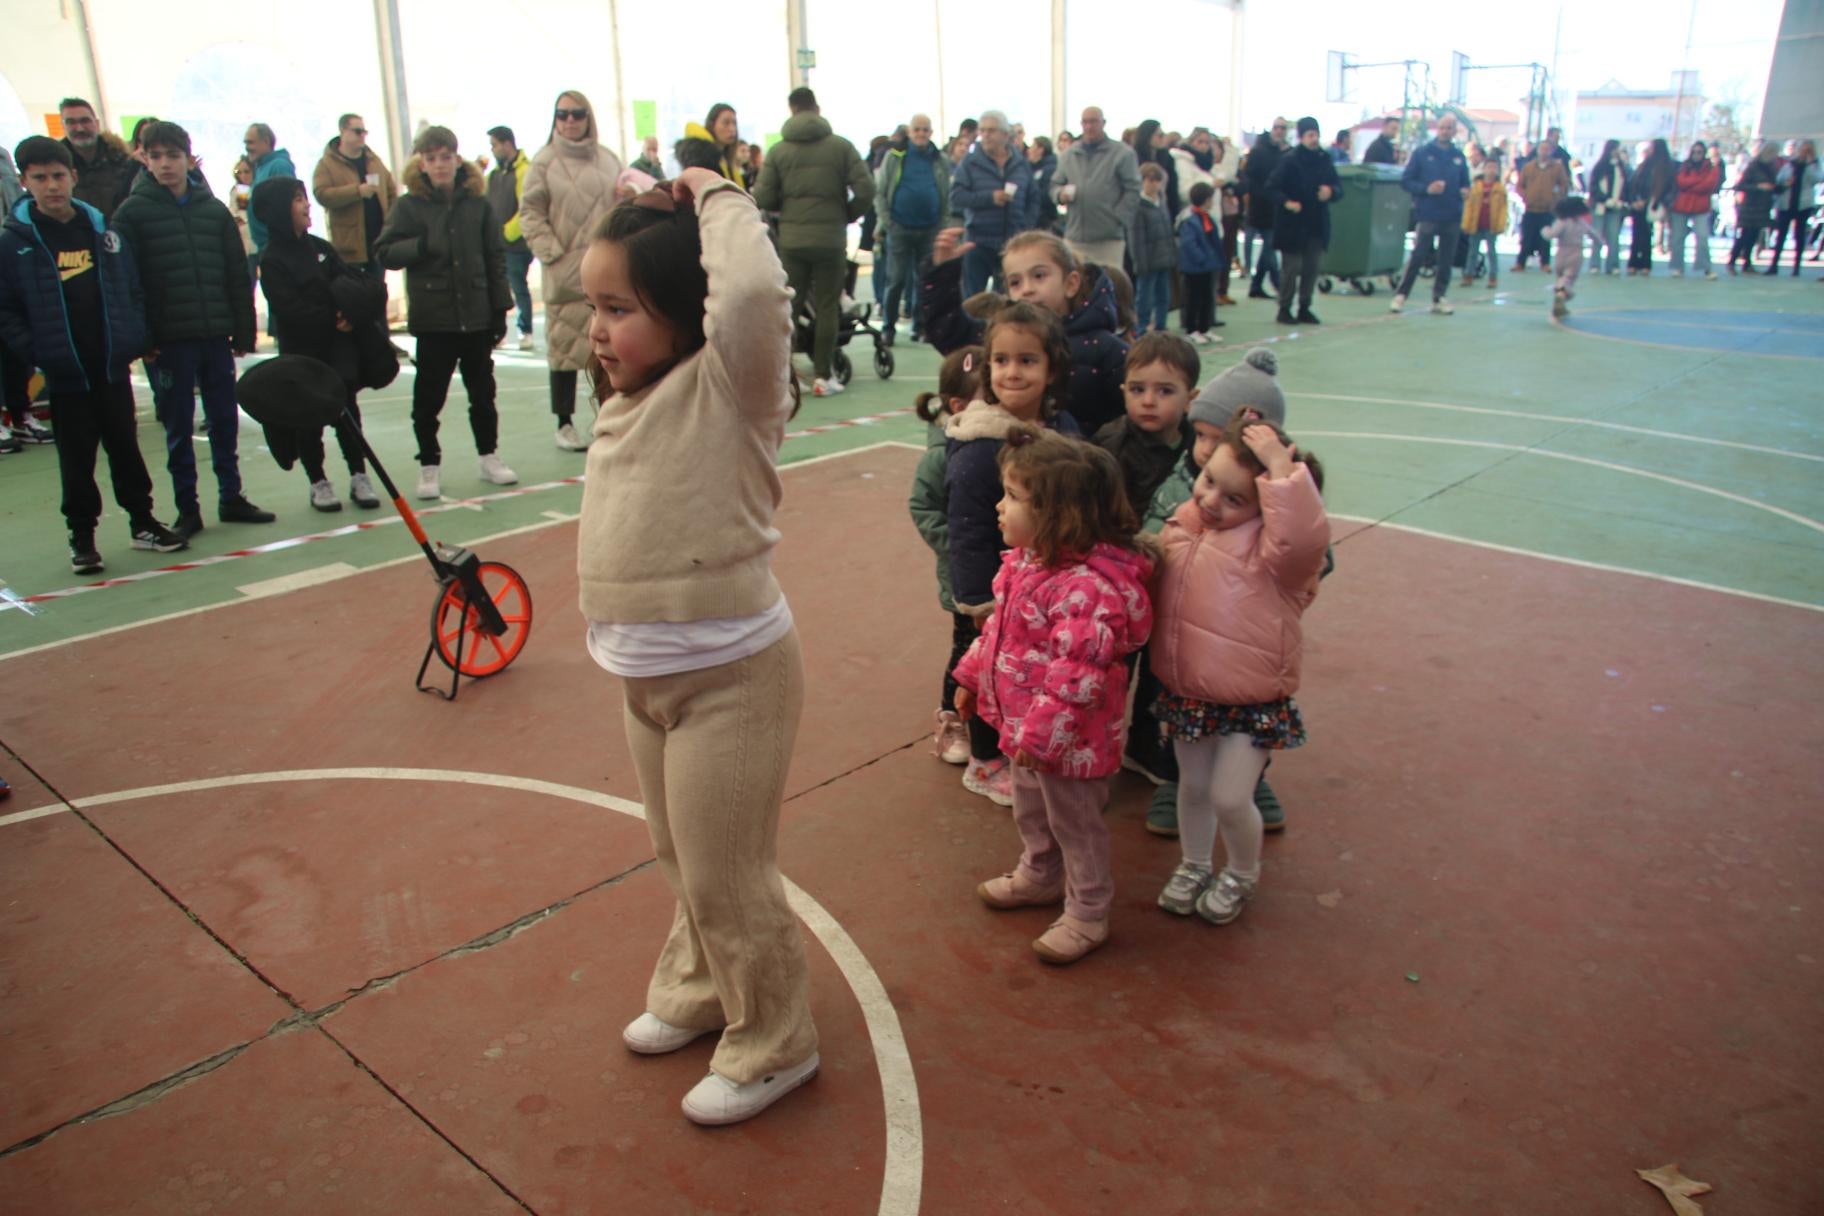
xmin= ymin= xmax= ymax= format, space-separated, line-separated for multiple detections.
xmin=1700 ymin=99 xmax=1755 ymax=158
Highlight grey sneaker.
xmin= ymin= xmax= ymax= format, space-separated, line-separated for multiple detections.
xmin=1158 ymin=862 xmax=1213 ymax=916
xmin=1194 ymin=868 xmax=1259 ymax=926
xmin=348 ymin=472 xmax=381 ymax=509
xmin=309 ymin=478 xmax=342 ymax=512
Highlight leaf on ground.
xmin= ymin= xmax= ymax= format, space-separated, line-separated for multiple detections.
xmin=1636 ymin=1164 xmax=1712 ymax=1216
xmin=1316 ymin=890 xmax=1343 ymax=909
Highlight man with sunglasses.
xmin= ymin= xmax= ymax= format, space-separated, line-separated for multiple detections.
xmin=312 ymin=114 xmax=398 ymax=277
xmin=57 ymin=98 xmax=135 ymax=221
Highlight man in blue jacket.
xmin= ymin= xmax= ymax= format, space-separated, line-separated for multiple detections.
xmin=951 ymin=110 xmax=1035 ymax=295
xmin=243 ymin=122 xmax=296 ymax=274
xmin=0 ymin=137 xmax=186 ymax=573
xmin=1391 ymin=114 xmax=1470 ymax=315
xmin=876 ymin=113 xmax=949 ymax=344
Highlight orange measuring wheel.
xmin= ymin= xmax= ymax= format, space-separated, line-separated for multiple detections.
xmin=430 ymin=561 xmax=533 ymax=679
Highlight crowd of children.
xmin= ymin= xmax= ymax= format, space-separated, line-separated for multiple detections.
xmin=908 ymin=229 xmax=1332 ymax=964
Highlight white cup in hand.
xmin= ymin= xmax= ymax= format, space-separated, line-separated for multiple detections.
xmin=1004 ymin=181 xmax=1019 ymax=198
xmin=366 ymin=173 xmax=379 ymax=187
xmin=1061 ymin=184 xmax=1077 ymax=202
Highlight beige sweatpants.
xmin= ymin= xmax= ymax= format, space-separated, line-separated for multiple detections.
xmin=620 ymin=627 xmax=818 ymax=1083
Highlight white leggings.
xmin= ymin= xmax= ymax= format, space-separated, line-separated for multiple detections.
xmin=1174 ymin=733 xmax=1271 ymax=880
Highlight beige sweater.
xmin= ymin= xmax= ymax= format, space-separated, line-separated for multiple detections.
xmin=576 ymin=185 xmax=796 ymax=624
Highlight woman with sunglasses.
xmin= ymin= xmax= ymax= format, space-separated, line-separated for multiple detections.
xmin=520 ymin=90 xmax=624 ymax=452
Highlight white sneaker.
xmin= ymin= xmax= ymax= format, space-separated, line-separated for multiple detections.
xmin=623 ymin=1012 xmax=717 ymax=1055
xmin=348 ymin=472 xmax=381 ymax=509
xmin=478 ymin=453 xmax=519 ymax=485
xmin=415 ymin=464 xmax=441 ymax=500
xmin=813 ymin=377 xmax=845 ymax=397
xmin=1431 ymin=299 xmax=1454 ymax=315
xmin=1703 ymin=270 xmax=1718 ymax=281
xmin=308 ymin=478 xmax=342 ymax=512
xmin=517 ymin=333 xmax=534 ymax=351
xmin=554 ymin=423 xmax=589 ymax=452
xmin=681 ymin=1053 xmax=820 ymax=1126
xmin=1389 ymin=293 xmax=1406 ymax=313
xmin=1671 ymin=269 xmax=1684 ymax=278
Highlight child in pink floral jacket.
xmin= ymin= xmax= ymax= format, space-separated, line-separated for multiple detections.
xmin=953 ymin=428 xmax=1154 ymax=965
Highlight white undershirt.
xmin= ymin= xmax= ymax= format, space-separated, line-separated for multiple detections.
xmin=585 ymin=597 xmax=794 ymax=678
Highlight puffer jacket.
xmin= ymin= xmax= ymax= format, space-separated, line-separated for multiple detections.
xmin=943 ymin=399 xmax=1082 ymax=612
xmin=919 ymin=258 xmax=1129 ymax=435
xmin=952 ymin=145 xmax=1037 ymax=250
xmin=312 ymin=139 xmax=399 ymax=264
xmin=1094 ymin=415 xmax=1191 ymax=519
xmin=250 ymin=177 xmax=360 ymax=379
xmin=1128 ymin=195 xmax=1176 ymax=276
xmin=1267 ymin=144 xmax=1343 ymax=249
xmin=374 ymin=156 xmax=509 ymax=335
xmin=519 ymin=94 xmax=623 ymax=372
xmin=1151 ymin=464 xmax=1329 ymax=706
xmin=1175 ymin=206 xmax=1223 ymax=275
xmin=1672 ymin=159 xmax=1721 ymax=215
xmin=110 ymin=170 xmax=254 ymax=348
xmin=909 ymin=419 xmax=955 ymax=612
xmin=1733 ymin=157 xmax=1780 ymax=226
xmin=752 ymin=111 xmax=874 ymax=250
xmin=0 ymin=197 xmax=146 ymax=392
xmin=951 ymin=543 xmax=1154 ymax=778
xmin=1141 ymin=449 xmax=1197 ymax=535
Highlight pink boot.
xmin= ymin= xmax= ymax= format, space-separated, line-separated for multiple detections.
xmin=977 ymin=870 xmax=1064 ymax=910
xmin=1032 ymin=915 xmax=1109 ymax=964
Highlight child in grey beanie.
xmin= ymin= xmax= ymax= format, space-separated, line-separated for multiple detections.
xmin=1189 ymin=347 xmax=1285 ymax=429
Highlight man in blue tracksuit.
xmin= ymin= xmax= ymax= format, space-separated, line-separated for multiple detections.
xmin=950 ymin=109 xmax=1036 ymax=295
xmin=1391 ymin=114 xmax=1471 ymax=315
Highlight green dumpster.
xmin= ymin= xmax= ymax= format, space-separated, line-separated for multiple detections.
xmin=1319 ymin=164 xmax=1408 ymax=296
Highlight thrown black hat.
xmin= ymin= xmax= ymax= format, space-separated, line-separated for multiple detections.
xmin=236 ymin=354 xmax=349 ymax=430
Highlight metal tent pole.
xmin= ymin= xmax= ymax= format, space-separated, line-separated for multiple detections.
xmin=372 ymin=0 xmax=411 ymax=167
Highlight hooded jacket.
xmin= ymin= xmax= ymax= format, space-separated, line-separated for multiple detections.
xmin=919 ymin=258 xmax=1129 ymax=436
xmin=1461 ymin=177 xmax=1509 ymax=233
xmin=110 ymin=170 xmax=255 ymax=348
xmin=943 ymin=400 xmax=1083 ymax=612
xmin=246 ymin=146 xmax=297 ymax=250
xmin=0 ymin=197 xmax=146 ymax=392
xmin=1128 ymin=193 xmax=1177 ymax=276
xmin=373 ymin=156 xmax=509 ymax=335
xmin=909 ymin=418 xmax=956 ymax=612
xmin=1050 ymin=136 xmax=1142 ymax=244
xmin=952 ymin=144 xmax=1037 ymax=250
xmin=1151 ymin=464 xmax=1329 ymax=707
xmin=519 ymin=93 xmax=623 ymax=372
xmin=752 ymin=111 xmax=874 ymax=250
xmin=486 ymin=147 xmax=530 ymax=249
xmin=312 ymin=138 xmax=399 ymax=264
xmin=680 ymin=122 xmax=743 ymax=184
xmin=1175 ymin=205 xmax=1223 ymax=275
xmin=251 ymin=177 xmax=364 ymax=380
xmin=951 ymin=543 xmax=1154 ymax=778
xmin=63 ymin=133 xmax=136 ymax=220
xmin=1732 ymin=156 xmax=1780 ymax=226
xmin=1243 ymin=134 xmax=1287 ymax=229
xmin=1267 ymin=144 xmax=1344 ymax=248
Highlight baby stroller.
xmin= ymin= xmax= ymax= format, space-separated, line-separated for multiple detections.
xmin=793 ymin=260 xmax=896 ymax=384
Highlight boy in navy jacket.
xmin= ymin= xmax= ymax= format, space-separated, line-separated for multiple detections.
xmin=0 ymin=137 xmax=185 ymax=573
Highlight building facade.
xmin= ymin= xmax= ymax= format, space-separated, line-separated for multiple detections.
xmin=1572 ymin=73 xmax=1706 ymax=162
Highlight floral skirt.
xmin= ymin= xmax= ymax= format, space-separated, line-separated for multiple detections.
xmin=1154 ymin=693 xmax=1307 ymax=750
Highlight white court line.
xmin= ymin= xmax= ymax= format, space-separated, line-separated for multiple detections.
xmin=1301 ymin=431 xmax=1824 ymax=536
xmin=1294 ymin=393 xmax=1824 ymax=464
xmin=1328 ymin=513 xmax=1824 ymax=614
xmin=0 ymin=443 xmax=920 ymax=665
xmin=1 ymin=767 xmax=923 ymax=1216
xmin=236 ymin=563 xmax=359 ymax=599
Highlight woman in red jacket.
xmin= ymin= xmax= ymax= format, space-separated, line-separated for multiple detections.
xmin=1668 ymin=141 xmax=1720 ymax=279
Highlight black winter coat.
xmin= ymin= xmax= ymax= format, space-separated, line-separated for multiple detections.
xmin=1244 ymin=135 xmax=1286 ymax=229
xmin=918 ymin=256 xmax=1131 ymax=435
xmin=65 ymin=134 xmax=137 ymax=221
xmin=1267 ymin=145 xmax=1344 ymax=249
xmin=1733 ymin=158 xmax=1779 ymax=227
xmin=0 ymin=198 xmax=147 ymax=393
xmin=374 ymin=157 xmax=510 ymax=335
xmin=110 ymin=171 xmax=255 ymax=349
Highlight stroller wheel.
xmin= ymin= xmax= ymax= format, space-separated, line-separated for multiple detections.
xmin=874 ymin=345 xmax=895 ymax=379
xmin=832 ymin=349 xmax=853 ymax=386
xmin=1317 ymin=276 xmax=1333 ymax=294
xmin=431 ymin=561 xmax=534 ymax=678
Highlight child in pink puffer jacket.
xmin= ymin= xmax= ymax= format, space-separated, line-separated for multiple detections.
xmin=953 ymin=428 xmax=1154 ymax=966
xmin=1149 ymin=413 xmax=1329 ymax=928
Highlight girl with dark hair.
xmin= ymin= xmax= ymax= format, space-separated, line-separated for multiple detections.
xmin=955 ymin=428 xmax=1155 ymax=965
xmin=519 ymin=89 xmax=623 ymax=452
xmin=1588 ymin=139 xmax=1627 ymax=274
xmin=1132 ymin=118 xmax=1181 ymax=218
xmin=678 ymin=103 xmax=744 ymax=185
xmin=575 ymin=167 xmax=814 ymax=1127
xmin=1728 ymin=142 xmax=1781 ymax=274
xmin=1624 ymin=138 xmax=1676 ymax=274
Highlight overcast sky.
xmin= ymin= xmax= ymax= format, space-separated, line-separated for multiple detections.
xmin=1242 ymin=0 xmax=1786 ymax=135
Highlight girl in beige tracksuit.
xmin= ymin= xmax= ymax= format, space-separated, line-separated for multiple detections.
xmin=575 ymin=168 xmax=815 ymax=1126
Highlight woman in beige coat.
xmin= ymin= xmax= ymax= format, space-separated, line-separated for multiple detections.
xmin=519 ymin=89 xmax=623 ymax=450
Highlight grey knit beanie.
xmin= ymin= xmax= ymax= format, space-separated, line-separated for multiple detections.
xmin=1189 ymin=347 xmax=1286 ymax=428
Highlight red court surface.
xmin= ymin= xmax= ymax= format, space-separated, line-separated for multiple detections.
xmin=2 ymin=444 xmax=1820 ymax=1214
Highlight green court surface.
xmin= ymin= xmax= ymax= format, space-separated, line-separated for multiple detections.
xmin=1 ymin=264 xmax=1820 ymax=654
